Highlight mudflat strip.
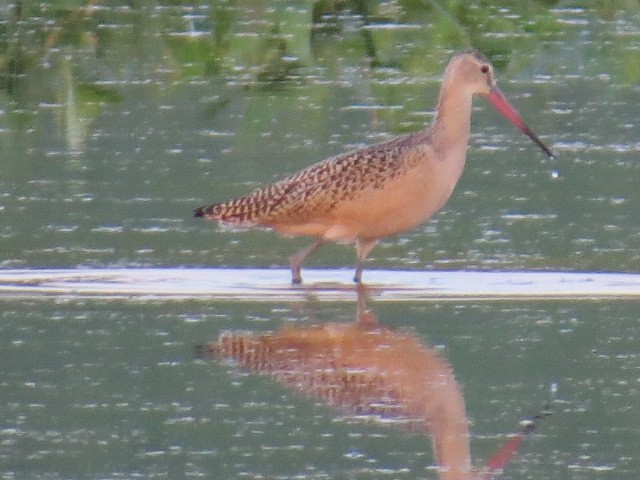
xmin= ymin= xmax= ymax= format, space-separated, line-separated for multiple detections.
xmin=0 ymin=268 xmax=638 ymax=301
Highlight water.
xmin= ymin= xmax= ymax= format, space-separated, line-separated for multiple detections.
xmin=0 ymin=2 xmax=639 ymax=479
xmin=1 ymin=298 xmax=639 ymax=478
xmin=1 ymin=2 xmax=638 ymax=271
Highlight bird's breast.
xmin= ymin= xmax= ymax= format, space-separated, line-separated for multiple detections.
xmin=322 ymin=160 xmax=461 ymax=240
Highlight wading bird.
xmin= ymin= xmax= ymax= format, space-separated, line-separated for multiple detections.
xmin=199 ymin=285 xmax=549 ymax=479
xmin=195 ymin=49 xmax=555 ymax=284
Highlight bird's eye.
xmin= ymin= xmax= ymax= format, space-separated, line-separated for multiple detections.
xmin=481 ymin=65 xmax=489 ymax=74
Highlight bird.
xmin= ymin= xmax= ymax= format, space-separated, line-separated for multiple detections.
xmin=194 ymin=49 xmax=555 ymax=284
xmin=199 ymin=284 xmax=547 ymax=480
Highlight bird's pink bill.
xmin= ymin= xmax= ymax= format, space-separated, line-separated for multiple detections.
xmin=487 ymin=86 xmax=556 ymax=159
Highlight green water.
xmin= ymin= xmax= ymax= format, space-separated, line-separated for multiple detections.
xmin=1 ymin=299 xmax=639 ymax=478
xmin=1 ymin=1 xmax=639 ymax=479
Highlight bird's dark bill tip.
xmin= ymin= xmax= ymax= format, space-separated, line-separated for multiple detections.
xmin=194 ymin=207 xmax=205 ymax=218
xmin=523 ymin=127 xmax=556 ymax=159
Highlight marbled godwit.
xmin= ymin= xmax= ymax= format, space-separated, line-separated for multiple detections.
xmin=194 ymin=49 xmax=555 ymax=284
xmin=199 ymin=286 xmax=548 ymax=479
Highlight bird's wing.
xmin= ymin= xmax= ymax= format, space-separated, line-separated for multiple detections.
xmin=247 ymin=141 xmax=414 ymax=225
xmin=195 ymin=131 xmax=429 ymax=226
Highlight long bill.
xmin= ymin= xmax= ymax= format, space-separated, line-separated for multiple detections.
xmin=487 ymin=86 xmax=556 ymax=159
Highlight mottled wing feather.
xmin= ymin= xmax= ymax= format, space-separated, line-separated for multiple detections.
xmin=195 ymin=133 xmax=425 ymax=226
xmin=259 ymin=144 xmax=407 ymax=223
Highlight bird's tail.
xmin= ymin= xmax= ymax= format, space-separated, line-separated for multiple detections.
xmin=193 ymin=203 xmax=220 ymax=219
xmin=193 ymin=196 xmax=262 ymax=226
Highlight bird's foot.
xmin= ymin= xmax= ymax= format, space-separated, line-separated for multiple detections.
xmin=290 ymin=262 xmax=302 ymax=285
xmin=353 ymin=266 xmax=363 ymax=284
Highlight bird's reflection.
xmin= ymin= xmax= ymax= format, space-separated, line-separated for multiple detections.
xmin=198 ymin=286 xmax=542 ymax=480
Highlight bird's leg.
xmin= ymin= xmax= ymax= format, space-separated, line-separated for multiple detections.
xmin=354 ymin=238 xmax=378 ymax=283
xmin=355 ymin=283 xmax=377 ymax=328
xmin=290 ymin=238 xmax=324 ymax=285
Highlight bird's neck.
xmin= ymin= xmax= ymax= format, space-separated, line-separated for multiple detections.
xmin=429 ymin=83 xmax=474 ymax=164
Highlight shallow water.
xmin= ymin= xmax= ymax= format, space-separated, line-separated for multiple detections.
xmin=1 ymin=2 xmax=639 ymax=479
xmin=1 ymin=296 xmax=639 ymax=478
xmin=0 ymin=2 xmax=638 ymax=271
